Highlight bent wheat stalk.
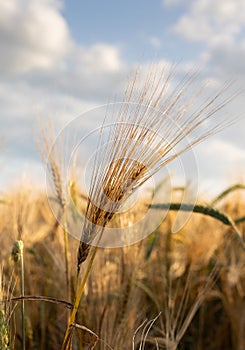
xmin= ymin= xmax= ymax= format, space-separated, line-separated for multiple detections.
xmin=62 ymin=64 xmax=238 ymax=348
xmin=211 ymin=183 xmax=245 ymax=206
xmin=151 ymin=202 xmax=245 ymax=248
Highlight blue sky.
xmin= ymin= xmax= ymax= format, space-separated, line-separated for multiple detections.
xmin=62 ymin=0 xmax=199 ymax=62
xmin=0 ymin=0 xmax=245 ymax=196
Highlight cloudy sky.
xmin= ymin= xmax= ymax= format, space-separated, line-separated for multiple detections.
xmin=0 ymin=0 xmax=245 ymax=197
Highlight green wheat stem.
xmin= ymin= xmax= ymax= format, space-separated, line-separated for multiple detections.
xmin=12 ymin=240 xmax=25 ymax=350
xmin=19 ymin=241 xmax=25 ymax=350
xmin=150 ymin=202 xmax=245 ymax=249
xmin=64 ymin=227 xmax=70 ymax=291
xmin=211 ymin=183 xmax=245 ymax=206
xmin=235 ymin=215 xmax=245 ymax=224
xmin=63 ymin=211 xmax=71 ymax=320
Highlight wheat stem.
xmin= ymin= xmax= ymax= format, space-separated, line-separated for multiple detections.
xmin=235 ymin=215 xmax=245 ymax=224
xmin=63 ymin=210 xmax=71 ymax=323
xmin=19 ymin=241 xmax=25 ymax=350
xmin=62 ymin=245 xmax=99 ymax=349
xmin=151 ymin=202 xmax=245 ymax=248
xmin=211 ymin=183 xmax=245 ymax=206
xmin=3 ymin=295 xmax=72 ymax=308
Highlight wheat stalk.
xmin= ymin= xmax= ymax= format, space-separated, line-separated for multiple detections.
xmin=151 ymin=202 xmax=245 ymax=248
xmin=38 ymin=125 xmax=72 ymax=321
xmin=0 ymin=268 xmax=10 ymax=350
xmin=63 ymin=64 xmax=237 ymax=348
xmin=211 ymin=183 xmax=245 ymax=206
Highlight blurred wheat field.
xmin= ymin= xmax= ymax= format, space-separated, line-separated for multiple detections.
xmin=0 ymin=181 xmax=245 ymax=350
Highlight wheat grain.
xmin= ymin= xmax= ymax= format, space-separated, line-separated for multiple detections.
xmin=77 ymin=65 xmax=234 ymax=269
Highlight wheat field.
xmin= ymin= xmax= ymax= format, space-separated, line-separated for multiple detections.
xmin=0 ymin=180 xmax=245 ymax=349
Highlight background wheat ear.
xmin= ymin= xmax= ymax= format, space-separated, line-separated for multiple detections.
xmin=38 ymin=123 xmax=66 ymax=211
xmin=38 ymin=123 xmax=72 ymax=312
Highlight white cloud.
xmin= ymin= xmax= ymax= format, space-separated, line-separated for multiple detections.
xmin=173 ymin=0 xmax=245 ymax=46
xmin=0 ymin=0 xmax=126 ymax=82
xmin=167 ymin=0 xmax=245 ymax=94
xmin=0 ymin=0 xmax=127 ymax=192
xmin=191 ymin=137 xmax=245 ymax=196
xmin=202 ymin=40 xmax=245 ymax=78
xmin=23 ymin=43 xmax=125 ymax=102
xmin=0 ymin=0 xmax=126 ymax=99
xmin=0 ymin=0 xmax=71 ymax=74
xmin=73 ymin=44 xmax=122 ymax=73
xmin=205 ymin=139 xmax=245 ymax=162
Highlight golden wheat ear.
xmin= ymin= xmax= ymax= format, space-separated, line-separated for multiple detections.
xmin=77 ymin=241 xmax=90 ymax=267
xmin=77 ymin=65 xmax=237 ymax=270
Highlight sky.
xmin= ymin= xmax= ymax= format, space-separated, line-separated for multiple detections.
xmin=0 ymin=0 xmax=245 ymax=198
